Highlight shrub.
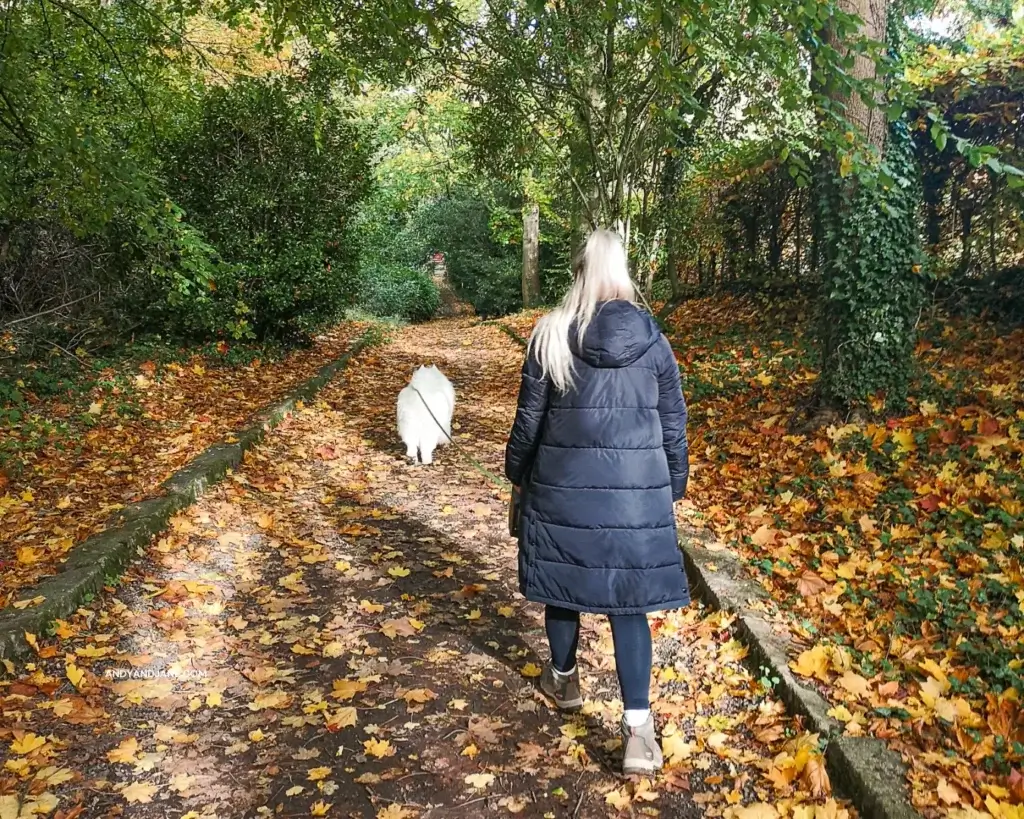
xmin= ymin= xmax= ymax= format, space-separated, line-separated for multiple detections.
xmin=361 ymin=262 xmax=441 ymax=322
xmin=401 ymin=190 xmax=523 ymax=317
xmin=161 ymin=76 xmax=372 ymax=341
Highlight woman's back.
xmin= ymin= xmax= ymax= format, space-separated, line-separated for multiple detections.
xmin=505 ymin=298 xmax=689 ymax=615
xmin=503 ymin=228 xmax=690 ymax=776
xmin=529 ymin=300 xmax=678 ymax=534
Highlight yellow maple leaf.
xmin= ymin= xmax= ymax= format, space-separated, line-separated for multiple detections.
xmin=606 ymin=786 xmax=632 ymax=811
xmin=827 ymin=704 xmax=855 ymax=723
xmin=790 ymin=645 xmax=831 ymax=682
xmin=170 ymin=773 xmax=196 ymax=794
xmin=16 ymin=547 xmax=43 ymax=566
xmin=311 ymin=801 xmax=332 ymax=817
xmin=520 ymin=663 xmax=543 ymax=678
xmin=496 ymin=605 xmax=514 ymax=617
xmin=733 ymin=803 xmax=780 ymax=819
xmin=836 ymin=671 xmax=872 ymax=700
xmin=332 ymin=679 xmax=369 ymax=700
xmin=461 ymin=743 xmax=479 ymax=758
xmin=465 ymin=609 xmax=482 ymax=620
xmin=35 ymin=766 xmax=75 ymax=787
xmin=919 ymin=676 xmax=950 ymax=708
xmin=364 ymin=738 xmax=395 ymax=758
xmin=250 ymin=690 xmax=291 ymax=711
xmin=918 ymin=658 xmax=950 ymax=689
xmin=465 ymin=772 xmax=494 ymax=790
xmin=402 ymin=689 xmax=436 ymax=704
xmin=307 ymin=767 xmax=332 ymax=781
xmin=359 ymin=599 xmax=384 ymax=614
xmin=22 ymin=793 xmax=57 ymax=816
xmin=4 ymin=758 xmax=30 ymax=776
xmin=65 ymin=661 xmax=86 ymax=691
xmin=121 ymin=781 xmax=159 ymax=804
xmin=662 ymin=731 xmax=696 ymax=764
xmin=377 ymin=805 xmax=415 ymax=819
xmin=322 ymin=641 xmax=346 ymax=658
xmin=154 ymin=725 xmax=198 ymax=744
xmin=891 ymin=429 xmax=916 ymax=453
xmin=10 ymin=733 xmax=47 ymax=755
xmin=326 ymin=707 xmax=357 ymax=730
xmin=388 ymin=566 xmax=411 ymax=578
xmin=107 ymin=737 xmax=140 ymax=764
xmin=937 ymin=778 xmax=961 ymax=805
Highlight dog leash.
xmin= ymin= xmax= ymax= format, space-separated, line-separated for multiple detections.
xmin=408 ymin=386 xmax=511 ymax=490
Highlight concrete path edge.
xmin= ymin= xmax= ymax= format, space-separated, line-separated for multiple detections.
xmin=0 ymin=330 xmax=375 ymax=661
xmin=680 ymin=523 xmax=922 ymax=819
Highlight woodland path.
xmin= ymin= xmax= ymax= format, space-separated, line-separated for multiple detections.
xmin=0 ymin=319 xmax=847 ymax=819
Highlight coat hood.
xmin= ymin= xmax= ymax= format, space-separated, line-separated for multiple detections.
xmin=569 ymin=300 xmax=662 ymax=368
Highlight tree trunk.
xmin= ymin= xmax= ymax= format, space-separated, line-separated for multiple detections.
xmin=816 ymin=0 xmax=924 ymax=412
xmin=794 ymin=192 xmax=803 ymax=278
xmin=522 ymin=201 xmax=541 ymax=308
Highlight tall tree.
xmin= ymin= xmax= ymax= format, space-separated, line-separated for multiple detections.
xmin=814 ymin=0 xmax=925 ymax=411
xmin=522 ymin=199 xmax=541 ymax=307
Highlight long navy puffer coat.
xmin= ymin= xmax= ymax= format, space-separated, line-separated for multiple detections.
xmin=504 ymin=299 xmax=690 ymax=615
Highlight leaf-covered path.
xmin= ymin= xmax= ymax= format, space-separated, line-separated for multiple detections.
xmin=0 ymin=319 xmax=850 ymax=819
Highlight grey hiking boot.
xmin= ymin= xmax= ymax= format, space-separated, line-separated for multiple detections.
xmin=539 ymin=664 xmax=583 ymax=712
xmin=621 ymin=714 xmax=663 ymax=776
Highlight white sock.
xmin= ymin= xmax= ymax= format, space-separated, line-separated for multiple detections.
xmin=624 ymin=709 xmax=650 ymax=727
xmin=551 ymin=664 xmax=576 ymax=680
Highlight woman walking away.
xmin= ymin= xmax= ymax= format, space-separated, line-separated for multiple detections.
xmin=504 ymin=228 xmax=690 ymax=776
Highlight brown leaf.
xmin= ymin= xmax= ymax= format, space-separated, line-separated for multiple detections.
xmin=796 ymin=570 xmax=828 ymax=598
xmin=801 ymin=756 xmax=831 ymax=798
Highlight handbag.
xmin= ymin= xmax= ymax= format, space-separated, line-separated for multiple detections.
xmin=508 ymin=485 xmax=522 ymax=538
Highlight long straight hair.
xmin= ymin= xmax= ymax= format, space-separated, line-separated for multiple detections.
xmin=528 ymin=228 xmax=635 ymax=393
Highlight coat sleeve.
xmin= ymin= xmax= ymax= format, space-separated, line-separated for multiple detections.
xmin=655 ymin=335 xmax=689 ymax=501
xmin=504 ymin=349 xmax=550 ymax=486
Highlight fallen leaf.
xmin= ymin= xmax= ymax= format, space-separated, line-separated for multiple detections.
xmin=465 ymin=772 xmax=495 ymax=790
xmin=107 ymin=737 xmax=140 ymax=764
xmin=11 ymin=733 xmax=46 ymax=755
xmin=364 ymin=738 xmax=395 ymax=758
xmin=121 ymin=782 xmax=159 ymax=804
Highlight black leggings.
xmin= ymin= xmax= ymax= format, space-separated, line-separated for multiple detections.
xmin=544 ymin=605 xmax=652 ymax=710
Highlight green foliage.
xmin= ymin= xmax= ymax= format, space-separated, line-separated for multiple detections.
xmin=817 ymin=124 xmax=927 ymax=410
xmin=161 ymin=77 xmax=373 ymax=341
xmin=360 ymin=262 xmax=440 ymax=322
xmin=403 ymin=191 xmax=522 ymax=318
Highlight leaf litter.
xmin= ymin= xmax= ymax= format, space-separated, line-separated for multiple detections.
xmin=0 ymin=323 xmax=366 ymax=606
xmin=0 ymin=317 xmax=853 ymax=818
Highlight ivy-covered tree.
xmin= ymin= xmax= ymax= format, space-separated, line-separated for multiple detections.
xmin=812 ymin=0 xmax=926 ymax=412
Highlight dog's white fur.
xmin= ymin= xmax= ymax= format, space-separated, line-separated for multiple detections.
xmin=396 ymin=365 xmax=455 ymax=465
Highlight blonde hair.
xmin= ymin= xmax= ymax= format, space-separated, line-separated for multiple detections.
xmin=528 ymin=228 xmax=635 ymax=393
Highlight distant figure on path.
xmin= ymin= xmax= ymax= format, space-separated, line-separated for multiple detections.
xmin=504 ymin=228 xmax=690 ymax=775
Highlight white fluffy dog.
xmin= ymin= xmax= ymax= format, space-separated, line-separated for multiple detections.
xmin=396 ymin=365 xmax=455 ymax=465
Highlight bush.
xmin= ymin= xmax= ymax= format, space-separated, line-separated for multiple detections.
xmin=361 ymin=262 xmax=440 ymax=322
xmin=161 ymin=77 xmax=372 ymax=341
xmin=401 ymin=190 xmax=523 ymax=318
